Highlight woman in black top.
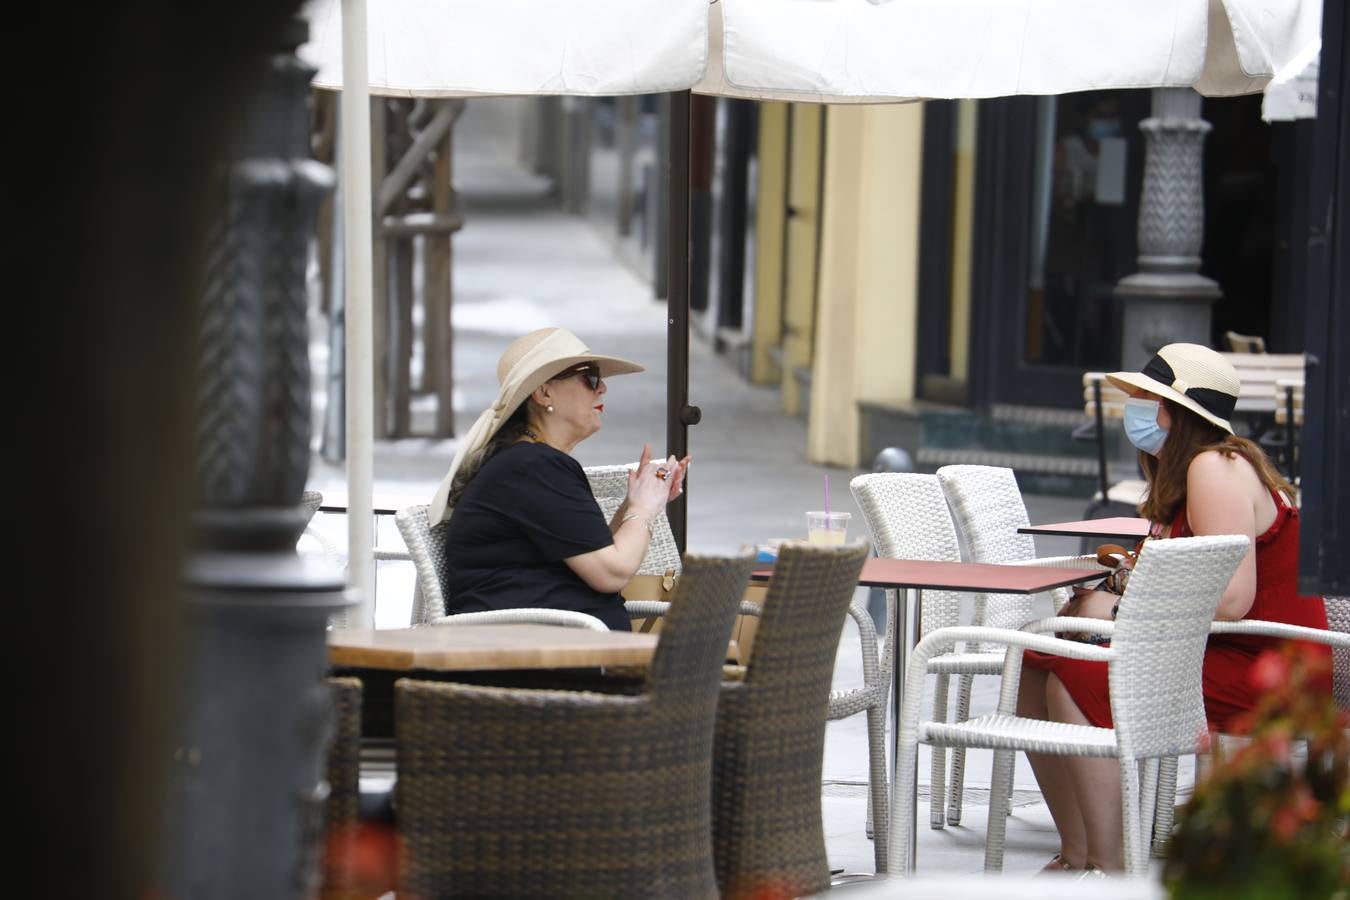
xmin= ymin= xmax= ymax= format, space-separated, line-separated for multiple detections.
xmin=427 ymin=327 xmax=688 ymax=631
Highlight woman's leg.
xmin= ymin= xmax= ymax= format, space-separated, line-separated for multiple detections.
xmin=1046 ymin=673 xmax=1124 ymax=871
xmin=1017 ymin=667 xmax=1088 ymax=868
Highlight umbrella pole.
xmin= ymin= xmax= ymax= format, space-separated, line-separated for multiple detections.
xmin=666 ymin=90 xmax=695 ymax=553
xmin=341 ymin=0 xmax=376 ymax=625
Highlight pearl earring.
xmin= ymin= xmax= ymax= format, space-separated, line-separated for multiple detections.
xmin=546 ymin=404 xmax=554 ymax=413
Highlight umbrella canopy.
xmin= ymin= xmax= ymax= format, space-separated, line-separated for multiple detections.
xmin=302 ymin=0 xmax=1321 ymax=101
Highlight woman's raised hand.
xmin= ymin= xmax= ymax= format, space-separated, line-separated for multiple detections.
xmin=626 ymin=446 xmax=671 ymax=518
xmin=628 ymin=445 xmax=691 ymax=506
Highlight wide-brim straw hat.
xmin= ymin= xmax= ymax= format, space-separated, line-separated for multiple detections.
xmin=429 ymin=327 xmax=644 ymax=522
xmin=1106 ymin=342 xmax=1239 ymax=434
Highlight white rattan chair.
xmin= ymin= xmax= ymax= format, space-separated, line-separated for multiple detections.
xmin=298 ymin=489 xmax=342 ymax=560
xmin=584 ymin=464 xmax=683 ymax=577
xmin=395 ymin=503 xmax=626 ymax=630
xmin=889 ymin=534 xmax=1250 ymax=877
xmin=1147 ymin=596 xmax=1350 ymax=856
xmin=843 ymin=473 xmax=969 ymax=856
xmin=299 ymin=490 xmax=359 ymax=628
xmin=933 ymin=464 xmax=1097 ymax=826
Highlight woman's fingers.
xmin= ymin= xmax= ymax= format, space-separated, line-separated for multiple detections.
xmin=667 ymin=455 xmax=691 ymax=501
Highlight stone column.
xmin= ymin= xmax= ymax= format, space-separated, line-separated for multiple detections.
xmin=160 ymin=16 xmax=348 ymax=899
xmin=1114 ymin=88 xmax=1222 ymax=370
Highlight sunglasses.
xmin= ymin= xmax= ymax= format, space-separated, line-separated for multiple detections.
xmin=553 ymin=363 xmax=603 ymax=391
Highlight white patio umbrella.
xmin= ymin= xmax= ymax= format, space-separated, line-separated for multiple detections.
xmin=306 ymin=0 xmax=1320 ymax=100
xmin=300 ymin=0 xmax=1320 ymax=627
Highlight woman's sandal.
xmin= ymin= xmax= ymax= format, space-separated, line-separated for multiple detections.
xmin=1076 ymin=864 xmax=1109 ymax=880
xmin=1037 ymin=854 xmax=1077 ymax=875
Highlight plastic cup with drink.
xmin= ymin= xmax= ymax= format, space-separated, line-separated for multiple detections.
xmin=806 ymin=511 xmax=850 ymax=546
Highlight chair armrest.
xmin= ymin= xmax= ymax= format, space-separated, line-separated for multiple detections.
xmin=1211 ymin=619 xmax=1350 ymax=648
xmin=897 ymin=625 xmax=1114 ymax=739
xmin=1008 ymin=554 xmax=1106 ymax=570
xmin=844 ymin=599 xmax=882 ymax=688
xmin=623 ymin=600 xmax=763 ymax=621
xmin=373 ymin=547 xmax=410 ymax=562
xmin=1022 ymin=616 xmax=1116 ymax=638
xmin=429 ymin=609 xmax=610 ymax=631
xmin=902 ymin=625 xmax=1115 ymax=723
xmin=624 ymin=600 xmax=670 ymax=620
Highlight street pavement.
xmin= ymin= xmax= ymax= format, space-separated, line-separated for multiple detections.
xmin=302 ymin=98 xmax=1183 ymax=884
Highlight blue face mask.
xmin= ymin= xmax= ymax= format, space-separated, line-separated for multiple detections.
xmin=1123 ymin=398 xmax=1168 ymax=455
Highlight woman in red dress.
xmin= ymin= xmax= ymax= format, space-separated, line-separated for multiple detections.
xmin=1019 ymin=343 xmax=1331 ymax=874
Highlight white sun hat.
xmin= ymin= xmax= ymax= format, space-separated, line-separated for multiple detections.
xmin=1106 ymin=343 xmax=1239 ymax=434
xmin=428 ymin=327 xmax=644 ymax=523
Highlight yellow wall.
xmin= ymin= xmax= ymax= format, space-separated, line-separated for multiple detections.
xmin=808 ymin=103 xmax=925 ymax=466
xmin=750 ymin=103 xmax=788 ymax=385
xmin=948 ymin=100 xmax=978 ymax=383
xmin=781 ymin=106 xmax=824 ymax=415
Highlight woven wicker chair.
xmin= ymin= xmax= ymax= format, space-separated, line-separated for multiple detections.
xmin=933 ymin=464 xmax=1098 ymax=827
xmin=710 ymin=540 xmax=870 ymax=894
xmin=890 ymin=534 xmax=1249 ymax=877
xmin=585 ymin=464 xmax=683 ymax=577
xmin=1146 ymin=596 xmax=1350 ymax=856
xmin=325 ymin=677 xmax=362 ymax=827
xmin=321 ymin=677 xmax=363 ymax=893
xmin=394 ymin=551 xmax=755 ymax=899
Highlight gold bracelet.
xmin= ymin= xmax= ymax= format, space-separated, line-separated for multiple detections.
xmin=622 ymin=512 xmax=655 ymax=535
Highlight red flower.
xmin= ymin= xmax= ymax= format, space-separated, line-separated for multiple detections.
xmin=1249 ymin=649 xmax=1289 ymax=693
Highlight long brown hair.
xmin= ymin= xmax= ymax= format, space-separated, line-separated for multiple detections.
xmin=1137 ymin=398 xmax=1295 ymax=524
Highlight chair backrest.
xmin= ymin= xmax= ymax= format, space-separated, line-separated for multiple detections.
xmin=395 ymin=504 xmax=452 ymax=624
xmin=936 ymin=465 xmax=1052 ymax=628
xmin=850 ymin=473 xmax=964 ymax=635
xmin=324 ymin=677 xmax=363 ymax=828
xmin=645 ymin=551 xmax=756 ymax=702
xmin=583 ymin=463 xmax=632 ymax=500
xmin=710 ymin=540 xmax=868 ymax=897
xmin=1220 ymin=351 xmax=1306 ymax=411
xmin=1082 ymin=372 xmax=1129 ymax=421
xmin=1223 ymin=330 xmax=1267 ymax=353
xmin=585 ymin=463 xmax=683 ymax=575
xmin=1108 ymin=535 xmax=1248 ymax=758
xmin=1272 ymin=378 xmax=1304 ymax=427
xmin=1323 ymin=596 xmax=1350 ymax=711
xmin=741 ymin=540 xmax=869 ymax=690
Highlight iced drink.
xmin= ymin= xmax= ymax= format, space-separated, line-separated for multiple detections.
xmin=806 ymin=511 xmax=850 ymax=545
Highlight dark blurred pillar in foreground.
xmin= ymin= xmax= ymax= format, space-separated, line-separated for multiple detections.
xmin=12 ymin=3 xmax=326 ymax=899
xmin=159 ymin=15 xmax=347 ymax=899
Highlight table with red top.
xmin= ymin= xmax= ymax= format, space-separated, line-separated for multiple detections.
xmin=754 ymin=555 xmax=1104 ymax=868
xmin=1018 ymin=516 xmax=1151 ymax=541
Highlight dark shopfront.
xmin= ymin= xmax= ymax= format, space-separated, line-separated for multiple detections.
xmin=916 ymin=89 xmax=1315 ymax=411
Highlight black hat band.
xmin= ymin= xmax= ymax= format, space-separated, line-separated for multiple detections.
xmin=1140 ymin=354 xmax=1237 ymax=421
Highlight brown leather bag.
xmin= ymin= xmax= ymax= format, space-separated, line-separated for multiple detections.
xmin=621 ymin=570 xmax=678 ymax=633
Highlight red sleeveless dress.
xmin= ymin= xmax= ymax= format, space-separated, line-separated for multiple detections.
xmin=1025 ymin=492 xmax=1332 ymax=731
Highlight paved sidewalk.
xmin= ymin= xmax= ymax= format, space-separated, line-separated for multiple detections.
xmin=303 ymin=98 xmax=1184 ymax=882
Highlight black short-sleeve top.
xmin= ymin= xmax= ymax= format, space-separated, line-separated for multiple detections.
xmin=443 ymin=441 xmax=629 ymax=631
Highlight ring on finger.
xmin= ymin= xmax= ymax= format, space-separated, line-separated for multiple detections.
xmin=655 ymin=467 xmax=669 ymax=480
